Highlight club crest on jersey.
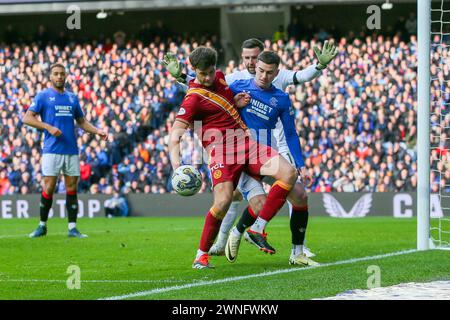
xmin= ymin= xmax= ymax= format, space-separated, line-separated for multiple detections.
xmin=178 ymin=107 xmax=186 ymax=115
xmin=269 ymin=97 xmax=278 ymax=107
xmin=49 ymin=97 xmax=55 ymax=102
xmin=213 ymin=169 xmax=222 ymax=179
xmin=69 ymin=95 xmax=74 ymax=104
xmin=210 ymin=163 xmax=224 ymax=179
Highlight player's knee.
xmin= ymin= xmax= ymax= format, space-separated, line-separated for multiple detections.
xmin=289 ymin=183 xmax=308 ymax=206
xmin=283 ymin=166 xmax=297 ymax=186
xmin=299 ymin=194 xmax=308 ymax=206
xmin=66 ymin=187 xmax=77 ymax=194
xmin=289 ymin=195 xmax=307 ymax=207
xmin=296 ymin=187 xmax=308 ymax=205
xmin=44 ymin=188 xmax=55 ymax=196
xmin=43 ymin=185 xmax=55 ymax=196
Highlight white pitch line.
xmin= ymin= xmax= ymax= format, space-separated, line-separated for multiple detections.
xmin=0 ymin=227 xmax=196 ymax=239
xmin=0 ymin=279 xmax=188 ymax=284
xmin=98 ymin=248 xmax=420 ymax=300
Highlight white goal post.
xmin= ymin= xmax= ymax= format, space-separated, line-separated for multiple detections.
xmin=417 ymin=0 xmax=431 ymax=250
xmin=420 ymin=0 xmax=450 ymax=250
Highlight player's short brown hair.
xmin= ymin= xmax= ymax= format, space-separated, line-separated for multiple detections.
xmin=189 ymin=46 xmax=217 ymax=70
xmin=241 ymin=38 xmax=264 ymax=51
xmin=50 ymin=63 xmax=66 ymax=73
xmin=257 ymin=51 xmax=280 ymax=66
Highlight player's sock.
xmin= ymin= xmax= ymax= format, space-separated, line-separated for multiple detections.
xmin=216 ymin=201 xmax=240 ymax=244
xmin=292 ymin=244 xmax=304 ymax=256
xmin=250 ymin=181 xmax=292 ymax=232
xmin=198 ymin=207 xmax=223 ymax=253
xmin=66 ymin=190 xmax=78 ymax=229
xmin=290 ymin=205 xmax=309 ymax=256
xmin=250 ymin=217 xmax=268 ymax=234
xmin=236 ymin=206 xmax=258 ymax=234
xmin=40 ymin=191 xmax=53 ymax=224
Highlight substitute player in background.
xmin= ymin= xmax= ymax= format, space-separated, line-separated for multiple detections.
xmin=24 ymin=63 xmax=108 ymax=238
xmin=169 ymin=46 xmax=298 ymax=269
xmin=164 ymin=38 xmax=338 ymax=262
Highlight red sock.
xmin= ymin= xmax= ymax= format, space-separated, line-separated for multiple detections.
xmin=199 ymin=208 xmax=223 ymax=252
xmin=258 ymin=181 xmax=292 ymax=222
xmin=42 ymin=191 xmax=52 ymax=200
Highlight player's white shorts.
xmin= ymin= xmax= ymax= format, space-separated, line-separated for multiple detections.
xmin=237 ymin=149 xmax=301 ymax=201
xmin=42 ymin=154 xmax=80 ymax=177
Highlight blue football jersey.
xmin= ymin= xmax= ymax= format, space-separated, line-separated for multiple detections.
xmin=230 ymin=79 xmax=304 ymax=168
xmin=28 ymin=88 xmax=84 ymax=155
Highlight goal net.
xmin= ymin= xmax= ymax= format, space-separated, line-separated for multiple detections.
xmin=430 ymin=0 xmax=450 ymax=249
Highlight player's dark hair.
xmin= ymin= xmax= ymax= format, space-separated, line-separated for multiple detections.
xmin=50 ymin=63 xmax=66 ymax=73
xmin=189 ymin=46 xmax=217 ymax=70
xmin=241 ymin=38 xmax=264 ymax=51
xmin=257 ymin=51 xmax=281 ymax=66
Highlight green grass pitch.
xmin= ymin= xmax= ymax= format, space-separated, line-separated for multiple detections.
xmin=0 ymin=216 xmax=449 ymax=300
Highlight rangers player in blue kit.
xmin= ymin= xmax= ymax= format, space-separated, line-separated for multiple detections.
xmin=24 ymin=63 xmax=108 ymax=238
xmin=224 ymin=50 xmax=319 ymax=264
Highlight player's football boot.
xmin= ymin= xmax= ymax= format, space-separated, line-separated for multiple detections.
xmin=289 ymin=254 xmax=320 ymax=266
xmin=208 ymin=241 xmax=226 ymax=256
xmin=303 ymin=246 xmax=316 ymax=258
xmin=192 ymin=253 xmax=215 ymax=269
xmin=29 ymin=225 xmax=47 ymax=238
xmin=68 ymin=228 xmax=88 ymax=238
xmin=224 ymin=228 xmax=242 ymax=263
xmin=244 ymin=230 xmax=276 ymax=254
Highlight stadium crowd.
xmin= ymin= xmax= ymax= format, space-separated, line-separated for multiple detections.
xmin=0 ymin=23 xmax=448 ymax=196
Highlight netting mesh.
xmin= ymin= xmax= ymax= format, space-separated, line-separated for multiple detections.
xmin=430 ymin=0 xmax=450 ymax=248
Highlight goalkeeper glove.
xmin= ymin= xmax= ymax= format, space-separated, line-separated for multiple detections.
xmin=313 ymin=40 xmax=339 ymax=70
xmin=162 ymin=52 xmax=185 ymax=82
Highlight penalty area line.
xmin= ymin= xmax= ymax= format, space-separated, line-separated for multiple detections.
xmin=0 ymin=279 xmax=188 ymax=284
xmin=98 ymin=248 xmax=419 ymax=300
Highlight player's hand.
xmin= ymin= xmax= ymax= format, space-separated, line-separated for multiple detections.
xmin=298 ymin=167 xmax=313 ymax=187
xmin=234 ymin=92 xmax=251 ymax=108
xmin=162 ymin=52 xmax=183 ymax=80
xmin=47 ymin=126 xmax=62 ymax=137
xmin=313 ymin=40 xmax=339 ymax=70
xmin=97 ymin=129 xmax=108 ymax=141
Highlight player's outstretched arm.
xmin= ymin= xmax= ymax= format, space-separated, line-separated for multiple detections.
xmin=168 ymin=119 xmax=189 ymax=170
xmin=23 ymin=110 xmax=61 ymax=136
xmin=162 ymin=52 xmax=192 ymax=92
xmin=313 ymin=40 xmax=339 ymax=70
xmin=162 ymin=52 xmax=184 ymax=81
xmin=76 ymin=117 xmax=108 ymax=141
xmin=287 ymin=40 xmax=339 ymax=86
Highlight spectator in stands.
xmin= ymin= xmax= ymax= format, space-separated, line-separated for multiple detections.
xmin=105 ymin=191 xmax=129 ymax=217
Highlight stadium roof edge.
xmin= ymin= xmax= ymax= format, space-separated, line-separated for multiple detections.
xmin=0 ymin=0 xmax=415 ymax=15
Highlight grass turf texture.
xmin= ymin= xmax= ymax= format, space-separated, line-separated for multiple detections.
xmin=0 ymin=216 xmax=449 ymax=300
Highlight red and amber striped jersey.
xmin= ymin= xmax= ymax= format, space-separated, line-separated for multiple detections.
xmin=176 ymin=70 xmax=248 ymax=148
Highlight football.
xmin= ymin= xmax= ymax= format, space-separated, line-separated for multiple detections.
xmin=171 ymin=165 xmax=202 ymax=196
